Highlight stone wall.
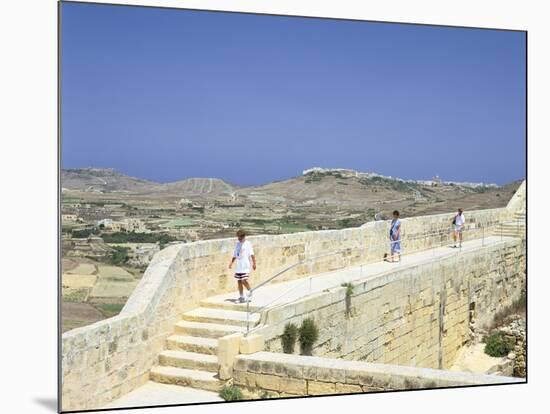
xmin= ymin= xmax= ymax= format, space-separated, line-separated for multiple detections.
xmin=503 ymin=317 xmax=527 ymax=378
xmin=61 ymin=246 xmax=185 ymax=410
xmin=258 ymin=238 xmax=526 ymax=370
xmin=61 ymin=183 xmax=524 ymax=410
xmin=505 ymin=180 xmax=526 ymax=215
xmin=232 ymin=352 xmax=521 ymax=398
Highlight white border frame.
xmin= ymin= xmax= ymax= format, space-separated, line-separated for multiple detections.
xmin=1 ymin=1 xmax=547 ymax=414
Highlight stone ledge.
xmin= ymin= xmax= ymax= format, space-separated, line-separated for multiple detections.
xmin=233 ymin=352 xmax=522 ymax=394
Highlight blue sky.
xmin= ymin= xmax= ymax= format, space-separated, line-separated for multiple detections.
xmin=61 ymin=2 xmax=526 ymax=186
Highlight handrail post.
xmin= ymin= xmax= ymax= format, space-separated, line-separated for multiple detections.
xmin=246 ymin=299 xmax=250 ymax=337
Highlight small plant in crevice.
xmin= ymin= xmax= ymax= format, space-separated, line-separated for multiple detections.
xmin=219 ymin=384 xmax=244 ymax=401
xmin=483 ymin=331 xmax=514 ymax=357
xmin=298 ymin=318 xmax=319 ymax=356
xmin=281 ymin=322 xmax=299 ymax=354
xmin=341 ymin=283 xmax=355 ymax=317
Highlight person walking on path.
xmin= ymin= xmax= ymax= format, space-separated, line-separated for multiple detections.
xmin=452 ymin=208 xmax=466 ymax=248
xmin=388 ymin=210 xmax=402 ymax=262
xmin=228 ymin=229 xmax=256 ymax=303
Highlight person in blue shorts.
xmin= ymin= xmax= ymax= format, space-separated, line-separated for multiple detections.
xmin=388 ymin=210 xmax=401 ymax=262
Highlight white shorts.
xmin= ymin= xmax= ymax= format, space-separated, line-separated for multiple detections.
xmin=454 ymin=225 xmax=463 ymax=233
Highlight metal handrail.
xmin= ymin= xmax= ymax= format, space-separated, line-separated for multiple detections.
xmin=245 ymin=246 xmax=367 ymax=335
xmin=248 ymin=247 xmax=368 ymax=296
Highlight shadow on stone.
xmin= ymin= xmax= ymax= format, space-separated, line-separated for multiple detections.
xmin=33 ymin=397 xmax=58 ymax=412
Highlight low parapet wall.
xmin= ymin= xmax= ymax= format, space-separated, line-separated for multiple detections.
xmin=232 ymin=352 xmax=521 ymax=397
xmin=258 ymin=238 xmax=525 ymax=369
xmin=61 ymin=182 xmax=524 ymax=411
xmin=505 ymin=180 xmax=526 ymax=215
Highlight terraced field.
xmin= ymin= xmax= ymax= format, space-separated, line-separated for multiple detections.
xmin=61 ymin=258 xmax=142 ymax=332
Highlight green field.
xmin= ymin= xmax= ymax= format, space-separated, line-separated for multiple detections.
xmin=93 ymin=303 xmax=125 ymax=317
xmin=160 ymin=218 xmax=194 ymax=228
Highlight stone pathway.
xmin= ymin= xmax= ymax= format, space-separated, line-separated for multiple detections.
xmin=203 ymin=236 xmax=515 ymax=313
xmin=449 ymin=343 xmax=508 ymax=374
xmin=105 ymin=381 xmax=222 ymax=409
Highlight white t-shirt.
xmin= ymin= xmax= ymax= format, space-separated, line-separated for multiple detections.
xmin=233 ymin=240 xmax=254 ymax=273
xmin=455 ymin=213 xmax=465 ymax=226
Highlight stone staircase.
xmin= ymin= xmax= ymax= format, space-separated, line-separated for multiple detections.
xmin=149 ymin=302 xmax=261 ymax=392
xmin=493 ymin=211 xmax=526 ymax=238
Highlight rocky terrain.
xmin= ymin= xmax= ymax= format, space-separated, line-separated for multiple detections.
xmin=62 ymin=167 xmax=521 ymax=216
xmin=62 ymin=168 xmax=157 ymax=193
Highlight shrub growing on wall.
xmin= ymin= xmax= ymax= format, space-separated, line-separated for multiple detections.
xmin=298 ymin=318 xmax=319 ymax=356
xmin=219 ymin=385 xmax=243 ymax=401
xmin=484 ymin=332 xmax=514 ymax=357
xmin=281 ymin=322 xmax=298 ymax=354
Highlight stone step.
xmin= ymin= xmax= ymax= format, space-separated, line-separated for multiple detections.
xmin=166 ymin=335 xmax=218 ymax=355
xmin=182 ymin=307 xmax=260 ymax=327
xmin=200 ymin=297 xmax=263 ymax=312
xmin=150 ymin=366 xmax=223 ymax=392
xmin=174 ymin=320 xmax=246 ymax=339
xmin=158 ymin=350 xmax=219 ymax=372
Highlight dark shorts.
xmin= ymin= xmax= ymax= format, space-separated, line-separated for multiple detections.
xmin=234 ymin=273 xmax=249 ymax=281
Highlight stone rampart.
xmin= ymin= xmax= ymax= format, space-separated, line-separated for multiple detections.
xmin=258 ymin=238 xmax=525 ymax=369
xmin=61 ymin=182 xmax=525 ymax=410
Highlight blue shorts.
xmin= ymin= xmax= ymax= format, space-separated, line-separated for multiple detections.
xmin=391 ymin=240 xmax=401 ymax=253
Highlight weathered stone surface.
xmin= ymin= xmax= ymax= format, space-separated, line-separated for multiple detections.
xmin=255 ymin=374 xmax=281 ymax=391
xmin=233 ymin=370 xmax=257 ymax=388
xmin=264 ymin=238 xmax=525 ymax=370
xmin=217 ymin=333 xmax=242 ymax=380
xmin=234 ymin=352 xmax=521 ymax=397
xmin=280 ymin=377 xmax=307 ymax=395
xmin=308 ymin=381 xmax=336 ymax=395
xmin=240 ymin=334 xmax=265 ymax=355
xmin=335 ymin=383 xmax=363 ymax=394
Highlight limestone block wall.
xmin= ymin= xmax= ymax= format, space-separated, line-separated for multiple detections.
xmin=232 ymin=352 xmax=521 ymax=397
xmin=61 ymin=246 xmax=185 ymax=410
xmin=259 ymin=239 xmax=525 ymax=370
xmin=61 ymin=183 xmax=524 ymax=410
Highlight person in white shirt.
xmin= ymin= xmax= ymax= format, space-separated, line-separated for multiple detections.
xmin=452 ymin=208 xmax=465 ymax=248
xmin=228 ymin=229 xmax=256 ymax=303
